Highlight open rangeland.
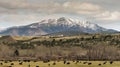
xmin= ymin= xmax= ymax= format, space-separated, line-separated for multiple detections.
xmin=0 ymin=61 xmax=120 ymax=67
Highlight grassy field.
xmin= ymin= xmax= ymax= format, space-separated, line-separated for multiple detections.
xmin=0 ymin=61 xmax=120 ymax=67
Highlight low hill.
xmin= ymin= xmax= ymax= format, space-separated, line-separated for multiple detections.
xmin=0 ymin=35 xmax=16 ymax=43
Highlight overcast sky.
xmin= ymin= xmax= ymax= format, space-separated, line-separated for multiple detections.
xmin=0 ymin=0 xmax=120 ymax=31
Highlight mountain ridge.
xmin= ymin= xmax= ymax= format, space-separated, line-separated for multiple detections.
xmin=0 ymin=17 xmax=118 ymax=36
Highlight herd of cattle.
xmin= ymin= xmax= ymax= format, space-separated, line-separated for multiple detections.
xmin=0 ymin=60 xmax=114 ymax=67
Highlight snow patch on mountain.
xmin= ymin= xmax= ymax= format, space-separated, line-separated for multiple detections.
xmin=28 ymin=17 xmax=105 ymax=31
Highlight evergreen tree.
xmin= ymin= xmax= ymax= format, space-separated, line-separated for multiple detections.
xmin=14 ymin=49 xmax=19 ymax=56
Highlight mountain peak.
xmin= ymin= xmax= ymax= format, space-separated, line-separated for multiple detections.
xmin=57 ymin=17 xmax=66 ymax=20
xmin=37 ymin=17 xmax=90 ymax=26
xmin=36 ymin=17 xmax=100 ymax=30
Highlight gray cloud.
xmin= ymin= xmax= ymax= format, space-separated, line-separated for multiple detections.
xmin=0 ymin=0 xmax=120 ymax=31
xmin=0 ymin=0 xmax=119 ymax=14
xmin=0 ymin=0 xmax=103 ymax=14
xmin=94 ymin=11 xmax=120 ymax=21
xmin=0 ymin=0 xmax=104 ymax=24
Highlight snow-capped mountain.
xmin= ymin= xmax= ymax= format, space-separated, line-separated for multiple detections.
xmin=0 ymin=17 xmax=118 ymax=36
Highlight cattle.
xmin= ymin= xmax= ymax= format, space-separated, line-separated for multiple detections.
xmin=88 ymin=62 xmax=92 ymax=65
xmin=53 ymin=62 xmax=56 ymax=65
xmin=48 ymin=64 xmax=50 ymax=66
xmin=66 ymin=62 xmax=70 ymax=65
xmin=0 ymin=63 xmax=3 ymax=65
xmin=103 ymin=61 xmax=107 ymax=64
xmin=110 ymin=61 xmax=113 ymax=64
xmin=98 ymin=64 xmax=101 ymax=66
xmin=63 ymin=60 xmax=66 ymax=64
xmin=11 ymin=63 xmax=14 ymax=65
xmin=36 ymin=66 xmax=39 ymax=67
xmin=83 ymin=62 xmax=87 ymax=64
xmin=19 ymin=62 xmax=23 ymax=65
